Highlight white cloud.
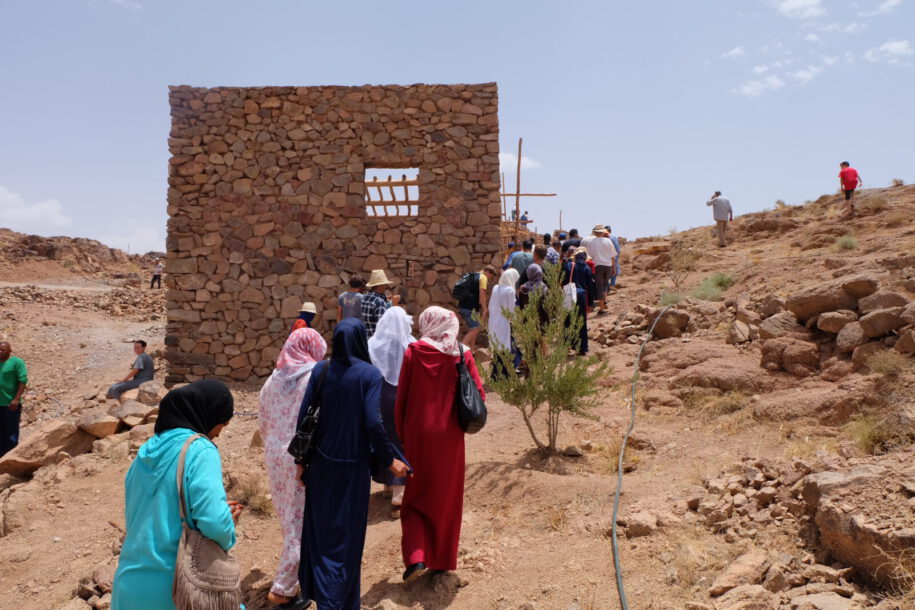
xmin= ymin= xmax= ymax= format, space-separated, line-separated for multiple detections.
xmin=0 ymin=185 xmax=72 ymax=235
xmin=820 ymin=21 xmax=865 ymax=33
xmin=864 ymin=39 xmax=914 ymax=62
xmin=722 ymin=45 xmax=746 ymax=58
xmin=108 ymin=0 xmax=143 ymax=10
xmin=822 ymin=55 xmax=839 ymax=66
xmin=499 ymin=153 xmax=542 ymax=172
xmin=859 ymin=0 xmax=902 ymax=17
xmin=789 ymin=64 xmax=824 ymax=84
xmin=774 ymin=0 xmax=825 ymax=18
xmin=803 ymin=33 xmax=820 ymax=42
xmin=96 ymin=221 xmax=165 ymax=255
xmin=733 ymin=75 xmax=786 ymax=97
xmin=752 ymin=65 xmax=770 ymax=74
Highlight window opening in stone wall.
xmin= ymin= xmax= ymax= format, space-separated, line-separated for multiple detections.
xmin=364 ymin=168 xmax=419 ymax=216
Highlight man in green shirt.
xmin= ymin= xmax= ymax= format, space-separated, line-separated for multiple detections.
xmin=0 ymin=341 xmax=28 ymax=457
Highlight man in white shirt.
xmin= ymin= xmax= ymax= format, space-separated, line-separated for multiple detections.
xmin=706 ymin=191 xmax=734 ymax=248
xmin=581 ymin=224 xmax=618 ymax=314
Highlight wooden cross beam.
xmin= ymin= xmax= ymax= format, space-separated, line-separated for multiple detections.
xmin=499 ymin=138 xmax=557 ymax=234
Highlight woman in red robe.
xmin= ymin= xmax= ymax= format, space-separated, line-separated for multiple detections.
xmin=395 ymin=306 xmax=485 ymax=581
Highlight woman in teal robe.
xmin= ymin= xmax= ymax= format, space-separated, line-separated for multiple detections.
xmin=112 ymin=379 xmax=241 ymax=610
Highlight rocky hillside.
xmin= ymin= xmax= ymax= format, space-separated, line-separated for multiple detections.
xmin=0 ymin=184 xmax=913 ymax=609
xmin=0 ymin=228 xmax=163 ymax=281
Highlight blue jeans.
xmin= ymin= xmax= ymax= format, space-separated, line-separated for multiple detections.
xmin=459 ymin=307 xmax=481 ymax=329
xmin=0 ymin=405 xmax=21 ymax=457
xmin=107 ymin=379 xmax=143 ymax=399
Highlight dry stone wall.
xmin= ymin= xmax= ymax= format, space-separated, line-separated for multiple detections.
xmin=165 ymin=83 xmax=501 ymax=383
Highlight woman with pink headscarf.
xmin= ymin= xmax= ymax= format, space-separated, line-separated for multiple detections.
xmin=395 ymin=306 xmax=485 ymax=582
xmin=258 ymin=328 xmax=327 ymax=608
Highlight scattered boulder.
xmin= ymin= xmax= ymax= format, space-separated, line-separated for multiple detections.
xmin=759 ymin=311 xmax=803 ymax=340
xmin=760 ymin=337 xmax=819 ymax=377
xmin=727 ymin=320 xmax=752 ymax=344
xmin=895 ymin=328 xmax=915 ymax=354
xmin=709 ymin=549 xmax=771 ymax=597
xmin=128 ymin=424 xmax=155 ymax=452
xmin=835 ymin=322 xmax=867 ymax=353
xmin=77 ymin=411 xmax=121 ymax=439
xmin=857 ymin=291 xmax=909 ymax=314
xmin=816 ymin=310 xmax=857 ymax=334
xmin=0 ymin=420 xmax=95 ymax=476
xmin=761 ymin=294 xmax=787 ymax=317
xmin=136 ymin=380 xmax=167 ymax=406
xmin=671 ymin=361 xmax=773 ymax=394
xmin=785 ymin=275 xmax=878 ymax=322
xmin=108 ymin=400 xmax=156 ymax=426
xmin=820 ymin=357 xmax=853 ymax=382
xmin=858 ymin=308 xmax=904 ymax=338
xmin=618 ymin=510 xmax=658 ymax=537
xmin=649 ymin=308 xmax=690 ymax=339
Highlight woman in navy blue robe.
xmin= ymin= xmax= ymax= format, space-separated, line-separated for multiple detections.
xmin=296 ymin=318 xmax=410 ymax=609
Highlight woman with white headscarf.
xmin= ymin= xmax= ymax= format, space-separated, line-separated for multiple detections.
xmin=258 ymin=328 xmax=327 ymax=608
xmin=488 ymin=268 xmax=519 ymax=379
xmin=367 ymin=306 xmax=415 ymax=517
xmin=395 ymin=306 xmax=486 ymax=582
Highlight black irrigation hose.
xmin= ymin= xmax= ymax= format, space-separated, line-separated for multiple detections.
xmin=610 ymin=305 xmax=671 ymax=610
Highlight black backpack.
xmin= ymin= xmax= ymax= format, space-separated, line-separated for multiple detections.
xmin=452 ymin=272 xmax=480 ymax=309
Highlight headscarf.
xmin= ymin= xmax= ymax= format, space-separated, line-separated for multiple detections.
xmin=368 ymin=306 xmax=416 ymax=385
xmin=419 ymin=306 xmax=465 ymax=357
xmin=332 ymin=318 xmax=371 ymax=366
xmin=274 ymin=328 xmax=327 ymax=383
xmin=154 ymin=379 xmax=234 ymax=436
xmin=499 ymin=268 xmax=520 ymax=288
xmin=521 ymin=263 xmax=547 ymax=295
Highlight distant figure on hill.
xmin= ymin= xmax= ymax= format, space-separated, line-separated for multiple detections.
xmin=0 ymin=341 xmax=28 ymax=458
xmin=520 ymin=210 xmax=529 ymax=224
xmin=838 ymin=161 xmax=863 ymax=217
xmin=150 ymin=259 xmax=164 ymax=289
xmin=106 ymin=340 xmax=154 ymax=400
xmin=706 ymin=191 xmax=734 ymax=248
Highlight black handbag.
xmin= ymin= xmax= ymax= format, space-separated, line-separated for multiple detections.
xmin=287 ymin=360 xmax=330 ymax=465
xmin=455 ymin=345 xmax=487 ymax=434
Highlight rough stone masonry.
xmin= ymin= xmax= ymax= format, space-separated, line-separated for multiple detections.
xmin=165 ymin=83 xmax=501 ymax=383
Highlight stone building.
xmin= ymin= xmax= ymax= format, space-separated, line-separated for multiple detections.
xmin=165 ymin=83 xmax=501 ymax=383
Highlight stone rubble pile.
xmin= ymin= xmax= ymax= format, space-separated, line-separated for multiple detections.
xmin=0 ymin=380 xmax=167 ymax=537
xmin=0 ymin=285 xmax=165 ymax=322
xmin=594 ymin=299 xmax=730 ymax=347
xmin=687 ymin=450 xmax=915 ymax=609
xmin=722 ymin=275 xmax=914 ymax=379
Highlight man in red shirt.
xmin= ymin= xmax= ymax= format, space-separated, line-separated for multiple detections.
xmin=838 ymin=161 xmax=863 ymax=217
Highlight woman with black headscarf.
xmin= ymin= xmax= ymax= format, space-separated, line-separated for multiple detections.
xmin=112 ymin=380 xmax=242 ymax=610
xmin=296 ymin=318 xmax=409 ymax=609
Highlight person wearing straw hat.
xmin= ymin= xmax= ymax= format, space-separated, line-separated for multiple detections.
xmin=581 ymin=225 xmax=617 ymax=315
xmin=291 ymin=301 xmax=317 ymax=334
xmin=361 ymin=270 xmax=400 ymax=338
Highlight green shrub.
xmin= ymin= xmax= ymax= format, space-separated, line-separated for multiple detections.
xmin=660 ymin=292 xmax=682 ymax=306
xmin=835 ymin=235 xmax=858 ymax=250
xmin=691 ymin=272 xmax=735 ymax=301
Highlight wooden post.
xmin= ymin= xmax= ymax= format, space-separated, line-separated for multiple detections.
xmin=515 ymin=138 xmax=522 ymax=236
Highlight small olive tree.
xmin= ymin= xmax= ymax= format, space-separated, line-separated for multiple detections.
xmin=485 ymin=262 xmax=609 ymax=453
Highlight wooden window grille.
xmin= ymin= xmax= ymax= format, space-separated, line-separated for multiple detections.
xmin=364 ymin=171 xmax=419 ymax=217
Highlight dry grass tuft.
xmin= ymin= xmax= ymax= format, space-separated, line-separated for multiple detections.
xmin=884 ymin=211 xmax=910 ymax=228
xmin=834 ymin=235 xmax=858 ymax=251
xmin=847 ymin=414 xmax=909 ymax=455
xmin=681 ymin=389 xmax=749 ymax=417
xmin=867 ymin=351 xmax=915 ymax=377
xmin=858 ymin=195 xmax=888 ymax=213
xmin=233 ymin=474 xmax=274 ymax=516
xmin=891 ymin=178 xmax=905 ymax=187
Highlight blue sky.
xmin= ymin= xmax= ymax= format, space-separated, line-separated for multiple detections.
xmin=0 ymin=0 xmax=912 ymax=252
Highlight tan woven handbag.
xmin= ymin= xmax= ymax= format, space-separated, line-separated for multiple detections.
xmin=172 ymin=433 xmax=241 ymax=610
